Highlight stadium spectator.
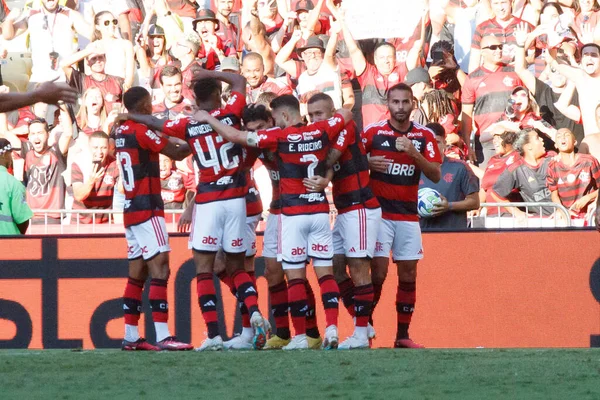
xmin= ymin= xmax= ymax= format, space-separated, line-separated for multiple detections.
xmin=549 ymin=43 xmax=600 ymax=135
xmin=468 ymin=0 xmax=533 ymax=73
xmin=152 ymin=66 xmax=193 ymax=120
xmin=83 ymin=0 xmax=132 ymax=42
xmin=91 ymin=11 xmax=135 ymax=89
xmin=342 ymin=17 xmax=418 ymax=128
xmin=0 ymin=139 xmax=33 ymax=235
xmin=76 ymin=87 xmax=111 ymax=137
xmin=141 ymin=0 xmax=189 ymax=44
xmin=461 ymin=35 xmax=523 ymax=168
xmin=61 ymin=42 xmax=125 ymax=112
xmin=159 ymin=153 xmax=188 ymax=210
xmin=419 ymin=122 xmax=479 ymax=230
xmin=472 ymin=131 xmax=521 ymax=219
xmin=193 ymin=8 xmax=234 ymax=65
xmin=172 ymin=32 xmax=210 ymax=99
xmin=492 ymin=128 xmax=555 ymax=220
xmin=21 ymin=105 xmax=74 ymax=224
xmin=243 ymin=52 xmax=292 ymax=104
xmin=548 ymin=128 xmax=600 ymax=226
xmin=2 ymin=0 xmax=93 ymax=84
xmin=513 ymin=22 xmax=584 ymax=144
xmin=214 ymin=0 xmax=240 ymax=51
xmin=71 ymin=131 xmax=120 ymax=223
xmin=580 ymin=104 xmax=600 ymax=159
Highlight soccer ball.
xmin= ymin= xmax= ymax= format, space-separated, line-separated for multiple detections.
xmin=417 ymin=188 xmax=442 ymax=218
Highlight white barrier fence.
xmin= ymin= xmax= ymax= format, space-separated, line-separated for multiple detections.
xmin=469 ymin=202 xmax=580 ymax=229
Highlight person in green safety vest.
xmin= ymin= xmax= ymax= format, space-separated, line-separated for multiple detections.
xmin=0 ymin=138 xmax=33 ymax=235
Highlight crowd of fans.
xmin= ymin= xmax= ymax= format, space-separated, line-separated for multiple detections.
xmin=2 ymin=0 xmax=600 ymax=231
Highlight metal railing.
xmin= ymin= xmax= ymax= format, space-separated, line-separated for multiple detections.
xmin=469 ymin=202 xmax=575 ymax=229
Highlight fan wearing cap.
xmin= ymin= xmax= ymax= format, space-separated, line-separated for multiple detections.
xmin=0 ymin=138 xmax=33 ymax=235
xmin=460 ymin=35 xmax=524 ymax=169
xmin=193 ymin=8 xmax=236 ymax=65
xmin=340 ymin=11 xmax=416 ymax=128
xmin=243 ymin=52 xmax=292 ymax=104
xmin=276 ymin=33 xmax=344 ymax=111
xmin=484 ymin=86 xmax=557 ymax=151
xmin=152 ymin=65 xmax=194 ymax=121
xmin=547 ymin=42 xmax=600 ymax=136
xmin=135 ymin=24 xmax=173 ymax=93
xmin=418 ymin=123 xmax=479 ymax=230
xmin=60 ymin=40 xmax=124 ymax=112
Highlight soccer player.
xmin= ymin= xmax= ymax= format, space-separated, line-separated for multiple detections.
xmin=363 ymin=83 xmax=442 ymax=348
xmin=119 ymin=70 xmax=270 ymax=352
xmin=238 ymin=105 xmax=323 ymax=350
xmin=193 ymin=95 xmax=353 ymax=350
xmin=303 ymin=93 xmax=381 ymax=349
xmin=116 ymin=87 xmax=193 ymax=351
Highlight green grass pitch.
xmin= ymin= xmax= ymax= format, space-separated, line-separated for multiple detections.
xmin=1 ymin=349 xmax=600 ymax=399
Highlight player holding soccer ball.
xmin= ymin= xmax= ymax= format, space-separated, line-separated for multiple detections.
xmin=362 ymin=83 xmax=442 ymax=348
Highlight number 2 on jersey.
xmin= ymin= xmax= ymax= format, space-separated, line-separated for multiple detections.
xmin=194 ymin=135 xmax=239 ymax=174
xmin=117 ymin=152 xmax=135 ymax=191
xmin=300 ymin=154 xmax=318 ymax=178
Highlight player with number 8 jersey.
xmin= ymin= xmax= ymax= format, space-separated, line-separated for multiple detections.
xmin=120 ymin=72 xmax=270 ymax=352
xmin=115 ymin=87 xmax=194 ymax=351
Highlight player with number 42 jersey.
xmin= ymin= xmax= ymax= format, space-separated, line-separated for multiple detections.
xmin=191 ymin=95 xmax=354 ymax=351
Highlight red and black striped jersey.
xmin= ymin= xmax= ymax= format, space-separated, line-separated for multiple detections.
xmin=471 ymin=17 xmax=533 ymax=65
xmin=114 ymin=120 xmax=168 ymax=227
xmin=161 ymin=170 xmax=187 ymax=209
xmin=331 ymin=122 xmax=379 ymax=214
xmin=161 ymin=91 xmax=247 ymax=204
xmin=71 ymin=157 xmax=120 ymax=223
xmin=461 ymin=65 xmax=523 ymax=135
xmin=547 ymin=154 xmax=600 ymax=218
xmin=357 ymin=64 xmax=406 ymax=129
xmin=363 ymin=121 xmax=442 ymax=221
xmin=254 ymin=114 xmax=347 ymax=215
xmin=481 ymin=151 xmax=522 ymax=216
xmin=258 ymin=150 xmax=281 ymax=214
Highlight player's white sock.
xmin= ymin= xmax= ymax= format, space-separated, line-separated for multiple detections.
xmin=125 ymin=324 xmax=140 ymax=342
xmin=241 ymin=327 xmax=254 ymax=340
xmin=154 ymin=322 xmax=171 ymax=342
xmin=354 ymin=326 xmax=368 ymax=340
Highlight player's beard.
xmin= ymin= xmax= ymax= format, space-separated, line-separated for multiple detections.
xmin=392 ymin=112 xmax=409 ymax=125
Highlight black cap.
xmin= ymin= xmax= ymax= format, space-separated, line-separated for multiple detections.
xmin=295 ymin=0 xmax=315 ymax=12
xmin=0 ymin=138 xmax=12 ymax=155
xmin=297 ymin=36 xmax=325 ymax=54
xmin=148 ymin=24 xmax=165 ymax=36
xmin=193 ymin=8 xmax=220 ymax=31
xmin=511 ymin=85 xmax=529 ymax=95
xmin=404 ymin=67 xmax=431 ymax=86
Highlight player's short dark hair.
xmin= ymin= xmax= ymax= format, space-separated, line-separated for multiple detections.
xmin=255 ymin=92 xmax=277 ymax=109
xmin=307 ymin=92 xmax=334 ymax=108
xmin=123 ymin=86 xmax=150 ymax=112
xmin=388 ymin=83 xmax=413 ymax=98
xmin=426 ymin=122 xmax=445 ymax=138
xmin=90 ymin=131 xmax=109 ymax=140
xmin=193 ymin=78 xmax=221 ymax=103
xmin=159 ymin=65 xmax=182 ymax=84
xmin=28 ymin=117 xmax=49 ymax=131
xmin=243 ymin=104 xmax=272 ymax=125
xmin=270 ymin=94 xmax=300 ymax=113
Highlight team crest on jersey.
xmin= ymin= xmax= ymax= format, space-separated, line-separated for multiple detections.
xmin=167 ymin=176 xmax=182 ymax=190
xmin=287 ymin=133 xmax=302 ymax=142
xmin=503 ymin=76 xmax=515 ymax=87
xmin=103 ymin=175 xmax=114 ymax=185
xmin=443 ymin=173 xmax=454 ymax=183
xmin=580 ymin=171 xmax=590 ymax=183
